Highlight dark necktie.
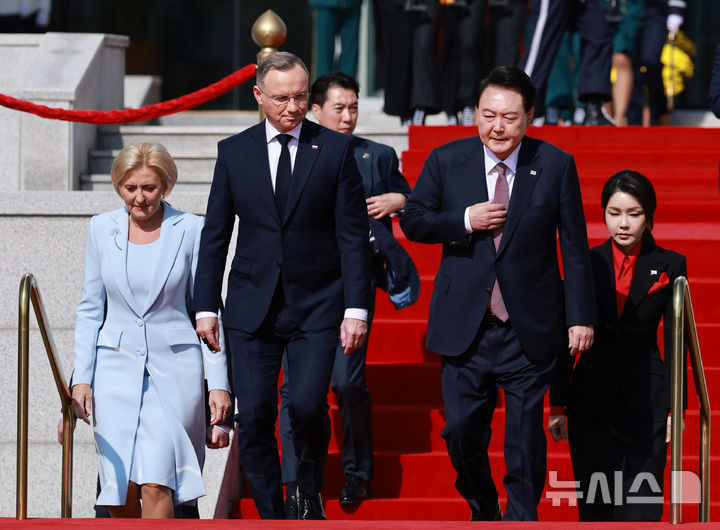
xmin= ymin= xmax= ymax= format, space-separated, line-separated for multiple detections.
xmin=275 ymin=134 xmax=292 ymax=218
xmin=489 ymin=162 xmax=509 ymax=321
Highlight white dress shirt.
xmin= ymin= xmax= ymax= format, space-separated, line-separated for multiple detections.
xmin=266 ymin=120 xmax=301 ymax=190
xmin=197 ymin=120 xmax=367 ymax=322
xmin=464 ymin=142 xmax=522 ymax=234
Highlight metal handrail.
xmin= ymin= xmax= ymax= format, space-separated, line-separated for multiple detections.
xmin=670 ymin=276 xmax=711 ymax=523
xmin=17 ymin=273 xmax=73 ymax=519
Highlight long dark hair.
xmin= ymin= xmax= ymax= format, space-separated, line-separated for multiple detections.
xmin=600 ymin=169 xmax=657 ymax=230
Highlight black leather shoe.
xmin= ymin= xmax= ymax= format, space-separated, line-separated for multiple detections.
xmin=298 ymin=491 xmax=326 ymax=520
xmin=339 ymin=475 xmax=368 ymax=505
xmin=284 ymin=486 xmax=298 ymax=520
xmin=470 ymin=502 xmax=502 ymax=521
xmin=583 ymin=99 xmax=616 ymax=126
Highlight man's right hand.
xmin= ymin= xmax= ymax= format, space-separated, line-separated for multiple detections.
xmin=196 ymin=316 xmax=221 ymax=353
xmin=468 ymin=201 xmax=507 ymax=231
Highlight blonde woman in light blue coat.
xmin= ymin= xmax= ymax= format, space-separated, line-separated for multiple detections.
xmin=71 ymin=143 xmax=232 ymax=518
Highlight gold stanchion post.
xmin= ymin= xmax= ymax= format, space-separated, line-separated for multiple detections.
xmin=251 ymin=10 xmax=288 ymax=121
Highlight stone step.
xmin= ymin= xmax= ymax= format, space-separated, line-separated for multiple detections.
xmin=1 ymin=441 xmax=98 ymax=518
xmin=88 ymin=148 xmax=216 ymax=181
xmin=81 ymin=173 xmax=213 ymax=191
xmin=96 ymin=125 xmax=243 ymax=154
xmin=87 ymin=121 xmax=409 ymax=190
xmin=0 ymin=438 xmax=229 ymax=519
xmin=96 ymin=124 xmax=408 ymax=155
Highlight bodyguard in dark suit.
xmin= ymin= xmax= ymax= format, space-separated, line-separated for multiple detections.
xmin=279 ymin=72 xmax=416 ymax=514
xmin=548 ymin=170 xmax=687 ymax=521
xmin=193 ymin=53 xmax=372 ymax=520
xmin=400 ymin=67 xmax=596 ymax=521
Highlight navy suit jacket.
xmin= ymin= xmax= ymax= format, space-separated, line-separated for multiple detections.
xmin=352 ymin=136 xmax=419 ymax=309
xmin=400 ymin=135 xmax=596 ymax=360
xmin=551 ymin=233 xmax=688 ymax=422
xmin=353 ymin=136 xmax=411 ymax=227
xmin=192 ymin=119 xmax=372 ymax=332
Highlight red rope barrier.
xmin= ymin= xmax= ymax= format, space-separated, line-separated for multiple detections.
xmin=0 ymin=63 xmax=257 ymax=124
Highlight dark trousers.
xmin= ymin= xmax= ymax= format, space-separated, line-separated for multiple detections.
xmin=440 ymin=320 xmax=555 ymax=521
xmin=568 ymin=396 xmax=668 ymax=521
xmin=227 ymin=283 xmax=338 ymax=519
xmin=379 ymin=1 xmax=441 ymax=117
xmin=314 ymin=6 xmax=361 ymax=78
xmin=439 ymin=0 xmax=486 ymax=113
xmin=627 ymin=4 xmax=667 ymax=124
xmin=491 ymin=0 xmax=528 ymax=70
xmin=280 ymin=290 xmax=376 ymax=484
xmin=519 ymin=0 xmax=612 ymax=115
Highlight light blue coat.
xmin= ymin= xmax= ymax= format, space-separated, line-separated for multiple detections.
xmin=73 ymin=203 xmax=230 ymax=505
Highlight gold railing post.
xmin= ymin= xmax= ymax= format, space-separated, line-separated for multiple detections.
xmin=670 ymin=276 xmax=711 ymax=523
xmin=670 ymin=277 xmax=685 ymax=523
xmin=251 ymin=9 xmax=287 ymax=121
xmin=16 ymin=273 xmax=74 ymax=519
xmin=17 ymin=274 xmax=31 ymax=520
xmin=684 ymin=287 xmax=711 ymax=522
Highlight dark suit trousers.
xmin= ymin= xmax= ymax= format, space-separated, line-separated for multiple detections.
xmin=227 ymin=283 xmax=338 ymax=519
xmin=280 ymin=288 xmax=376 ymax=484
xmin=490 ymin=0 xmax=527 ymax=69
xmin=379 ymin=2 xmax=441 ymax=117
xmin=438 ymin=0 xmax=485 ymax=113
xmin=314 ymin=6 xmax=361 ymax=77
xmin=628 ymin=4 xmax=667 ymax=124
xmin=441 ymin=321 xmax=555 ymax=521
xmin=519 ymin=0 xmax=612 ymax=115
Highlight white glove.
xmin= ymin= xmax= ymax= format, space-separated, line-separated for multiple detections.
xmin=667 ymin=14 xmax=684 ymax=35
xmin=547 ymin=415 xmax=568 ymax=441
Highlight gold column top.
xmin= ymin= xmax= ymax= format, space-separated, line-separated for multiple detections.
xmin=252 ymin=9 xmax=287 ymax=65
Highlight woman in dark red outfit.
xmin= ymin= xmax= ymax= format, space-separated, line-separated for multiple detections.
xmin=549 ymin=169 xmax=687 ymax=521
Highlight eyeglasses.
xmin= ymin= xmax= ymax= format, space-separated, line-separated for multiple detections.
xmin=257 ymin=86 xmax=309 ymax=109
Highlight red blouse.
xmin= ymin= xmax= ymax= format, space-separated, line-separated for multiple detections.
xmin=612 ymin=240 xmax=642 ymax=316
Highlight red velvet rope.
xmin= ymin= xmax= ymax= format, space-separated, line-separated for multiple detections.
xmin=0 ymin=63 xmax=257 ymax=124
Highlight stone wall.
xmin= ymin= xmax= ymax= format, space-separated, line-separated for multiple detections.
xmin=0 ymin=33 xmax=128 ymax=191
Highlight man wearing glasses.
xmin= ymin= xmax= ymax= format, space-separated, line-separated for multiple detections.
xmin=193 ymin=52 xmax=371 ymax=520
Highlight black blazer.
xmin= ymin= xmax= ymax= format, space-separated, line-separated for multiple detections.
xmin=551 ymin=232 xmax=688 ymax=422
xmin=400 ymin=135 xmax=596 ymax=360
xmin=192 ymin=119 xmax=372 ymax=332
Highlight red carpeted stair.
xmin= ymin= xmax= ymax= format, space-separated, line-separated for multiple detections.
xmin=235 ymin=126 xmax=720 ymax=522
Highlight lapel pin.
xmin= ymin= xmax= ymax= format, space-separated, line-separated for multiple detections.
xmin=362 ymin=152 xmax=370 ymax=159
xmin=530 ymin=170 xmax=536 ymax=175
xmin=110 ymin=228 xmax=123 ymax=250
xmin=312 ymin=144 xmax=319 ymax=150
xmin=650 ymin=270 xmax=658 ymax=276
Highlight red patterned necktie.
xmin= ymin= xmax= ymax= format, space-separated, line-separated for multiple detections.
xmin=489 ymin=163 xmax=509 ymax=321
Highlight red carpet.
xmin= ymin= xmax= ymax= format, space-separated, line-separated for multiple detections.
xmin=233 ymin=126 xmax=720 ymax=522
xmin=1 ymin=519 xmax=716 ymax=529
